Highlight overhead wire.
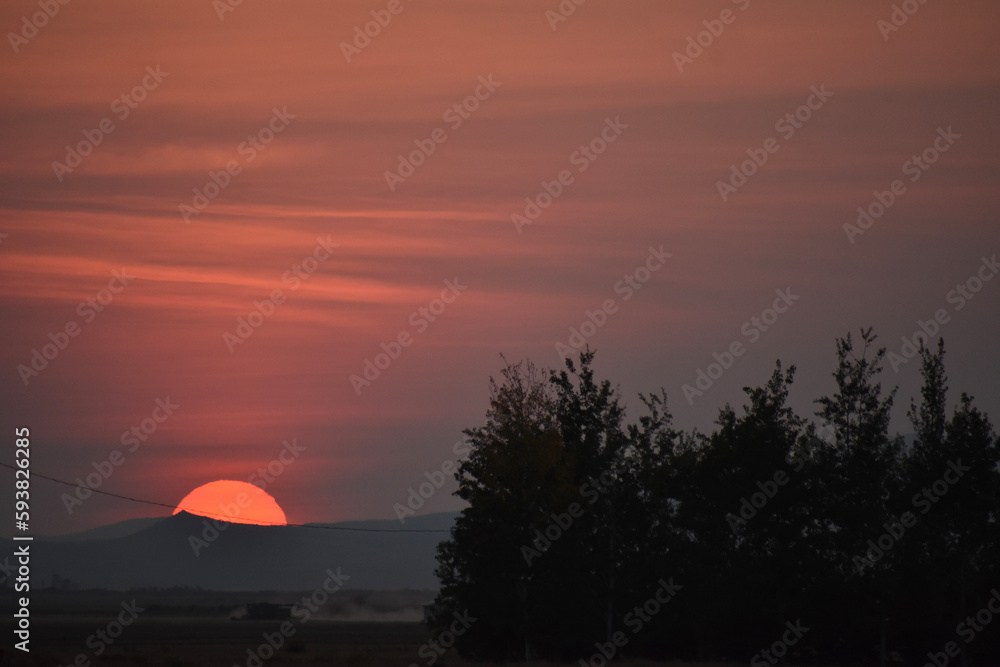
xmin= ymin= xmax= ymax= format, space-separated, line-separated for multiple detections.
xmin=1 ymin=462 xmax=450 ymax=533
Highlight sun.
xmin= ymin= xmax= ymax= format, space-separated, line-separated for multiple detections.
xmin=173 ymin=480 xmax=287 ymax=526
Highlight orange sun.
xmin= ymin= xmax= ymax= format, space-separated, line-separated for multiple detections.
xmin=173 ymin=480 xmax=287 ymax=526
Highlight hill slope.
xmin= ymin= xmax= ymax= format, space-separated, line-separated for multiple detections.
xmin=12 ymin=511 xmax=457 ymax=591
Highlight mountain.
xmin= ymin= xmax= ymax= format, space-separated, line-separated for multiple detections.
xmin=44 ymin=516 xmax=164 ymax=542
xmin=9 ymin=511 xmax=457 ymax=591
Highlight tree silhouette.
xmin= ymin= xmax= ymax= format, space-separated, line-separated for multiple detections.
xmin=898 ymin=339 xmax=1000 ymax=663
xmin=433 ymin=333 xmax=998 ymax=662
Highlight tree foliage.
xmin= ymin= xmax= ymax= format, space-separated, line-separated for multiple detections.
xmin=433 ymin=335 xmax=1000 ymax=662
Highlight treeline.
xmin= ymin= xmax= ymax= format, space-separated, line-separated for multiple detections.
xmin=432 ymin=330 xmax=1000 ymax=664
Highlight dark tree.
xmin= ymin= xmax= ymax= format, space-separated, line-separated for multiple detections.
xmin=809 ymin=328 xmax=904 ymax=661
xmin=434 ymin=351 xmax=669 ymax=660
xmin=433 ymin=358 xmax=564 ymax=660
xmin=432 ymin=332 xmax=997 ymax=662
xmin=668 ymin=362 xmax=818 ymax=659
xmin=898 ymin=339 xmax=1000 ymax=663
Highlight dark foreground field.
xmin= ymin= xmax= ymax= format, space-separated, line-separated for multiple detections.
xmin=17 ymin=619 xmax=430 ymax=666
xmin=2 ymin=589 xmax=439 ymax=666
xmin=3 ymin=590 xmax=777 ymax=667
xmin=5 ymin=618 xmax=745 ymax=667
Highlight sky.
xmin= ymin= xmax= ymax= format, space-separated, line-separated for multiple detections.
xmin=1 ymin=0 xmax=998 ymax=535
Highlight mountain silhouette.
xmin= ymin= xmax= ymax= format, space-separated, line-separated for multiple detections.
xmin=8 ymin=511 xmax=455 ymax=591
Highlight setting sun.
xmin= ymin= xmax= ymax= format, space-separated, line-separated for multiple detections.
xmin=173 ymin=480 xmax=287 ymax=526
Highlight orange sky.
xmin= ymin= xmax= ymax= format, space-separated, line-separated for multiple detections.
xmin=2 ymin=0 xmax=998 ymax=534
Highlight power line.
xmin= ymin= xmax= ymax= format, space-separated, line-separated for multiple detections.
xmin=0 ymin=462 xmax=450 ymax=534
